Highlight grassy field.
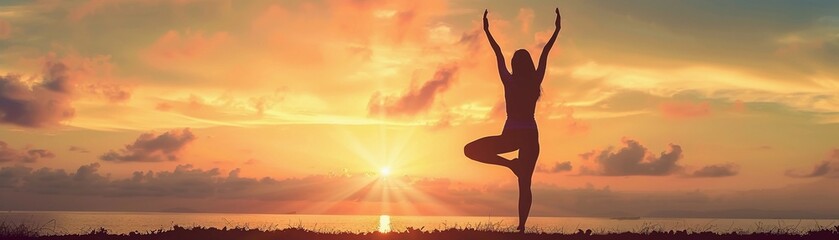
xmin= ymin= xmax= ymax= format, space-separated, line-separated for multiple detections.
xmin=3 ymin=222 xmax=839 ymax=240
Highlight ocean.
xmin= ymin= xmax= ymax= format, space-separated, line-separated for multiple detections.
xmin=1 ymin=211 xmax=836 ymax=235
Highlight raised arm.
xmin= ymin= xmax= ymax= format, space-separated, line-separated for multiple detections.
xmin=484 ymin=10 xmax=510 ymax=82
xmin=536 ymin=8 xmax=561 ymax=83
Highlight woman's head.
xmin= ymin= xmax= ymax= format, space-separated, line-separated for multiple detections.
xmin=511 ymin=49 xmax=542 ymax=99
xmin=511 ymin=49 xmax=536 ymax=80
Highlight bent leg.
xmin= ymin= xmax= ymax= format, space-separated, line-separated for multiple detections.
xmin=464 ymin=135 xmax=518 ymax=167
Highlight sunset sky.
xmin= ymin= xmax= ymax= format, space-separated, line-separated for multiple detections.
xmin=1 ymin=0 xmax=839 ymax=218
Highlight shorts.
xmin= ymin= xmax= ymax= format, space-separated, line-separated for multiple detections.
xmin=503 ymin=117 xmax=537 ymax=130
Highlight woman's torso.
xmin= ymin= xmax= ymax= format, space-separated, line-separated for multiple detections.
xmin=503 ymin=79 xmax=540 ymax=120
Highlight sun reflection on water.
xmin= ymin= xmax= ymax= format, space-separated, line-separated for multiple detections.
xmin=378 ymin=215 xmax=391 ymax=233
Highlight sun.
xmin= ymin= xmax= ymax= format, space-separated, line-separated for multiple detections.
xmin=379 ymin=167 xmax=392 ymax=177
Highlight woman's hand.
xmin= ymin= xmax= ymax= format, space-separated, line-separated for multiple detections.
xmin=537 ymin=7 xmax=561 ymax=81
xmin=483 ymin=9 xmax=489 ymax=31
xmin=555 ymin=8 xmax=561 ymax=30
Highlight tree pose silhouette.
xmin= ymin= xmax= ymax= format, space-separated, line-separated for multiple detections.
xmin=464 ymin=7 xmax=561 ymax=233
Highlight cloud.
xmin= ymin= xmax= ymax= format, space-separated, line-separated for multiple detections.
xmin=1 ymin=52 xmax=132 ymax=128
xmin=249 ymin=89 xmax=286 ymax=116
xmin=0 ymin=163 xmax=648 ymax=215
xmin=21 ymin=150 xmax=55 ymax=163
xmin=579 ymin=138 xmax=737 ymax=177
xmin=659 ymin=101 xmax=711 ymax=119
xmin=786 ymin=161 xmax=831 ymax=178
xmin=581 ymin=138 xmax=682 ymax=176
xmin=68 ymin=146 xmax=90 ymax=153
xmin=4 ymin=163 xmax=839 ymax=218
xmin=517 ymin=8 xmax=534 ymax=33
xmin=109 ymin=164 xmax=222 ymax=198
xmin=82 ymin=83 xmax=132 ymax=103
xmin=0 ymin=165 xmax=31 ymax=188
xmin=580 ymin=138 xmax=683 ymax=176
xmin=100 ymin=128 xmax=196 ymax=162
xmin=458 ymin=29 xmax=483 ymax=57
xmin=536 ymin=161 xmax=573 ymax=173
xmin=368 ymin=65 xmax=458 ymax=117
xmin=52 ymin=52 xmax=131 ymax=103
xmin=427 ymin=112 xmax=453 ymax=130
xmin=0 ymin=65 xmax=76 ymax=128
xmin=785 ymin=149 xmax=839 ymax=178
xmin=690 ymin=164 xmax=738 ymax=178
xmin=0 ymin=141 xmax=56 ymax=163
xmin=1 ymin=163 xmax=109 ymax=194
xmin=0 ymin=163 xmax=390 ymax=201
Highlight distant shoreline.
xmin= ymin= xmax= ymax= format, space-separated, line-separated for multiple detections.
xmin=4 ymin=210 xmax=839 ymax=220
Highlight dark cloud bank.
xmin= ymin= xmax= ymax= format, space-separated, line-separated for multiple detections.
xmin=2 ymin=163 xmax=838 ymax=218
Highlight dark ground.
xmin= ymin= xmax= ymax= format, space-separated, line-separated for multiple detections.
xmin=3 ymin=225 xmax=839 ymax=240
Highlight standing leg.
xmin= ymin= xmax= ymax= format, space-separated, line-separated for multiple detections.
xmin=513 ymin=130 xmax=539 ymax=233
xmin=464 ymin=135 xmax=518 ymax=168
xmin=516 ymin=174 xmax=532 ymax=232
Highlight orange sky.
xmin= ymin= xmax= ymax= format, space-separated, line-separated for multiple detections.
xmin=1 ymin=0 xmax=839 ymax=218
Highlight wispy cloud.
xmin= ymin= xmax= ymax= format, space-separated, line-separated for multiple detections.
xmin=369 ymin=65 xmax=458 ymax=117
xmin=536 ymin=161 xmax=573 ymax=173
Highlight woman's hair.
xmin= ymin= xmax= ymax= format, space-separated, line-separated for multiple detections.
xmin=511 ymin=49 xmax=536 ymax=79
xmin=511 ymin=49 xmax=541 ymax=99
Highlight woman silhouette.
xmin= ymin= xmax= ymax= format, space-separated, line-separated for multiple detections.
xmin=464 ymin=8 xmax=560 ymax=233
